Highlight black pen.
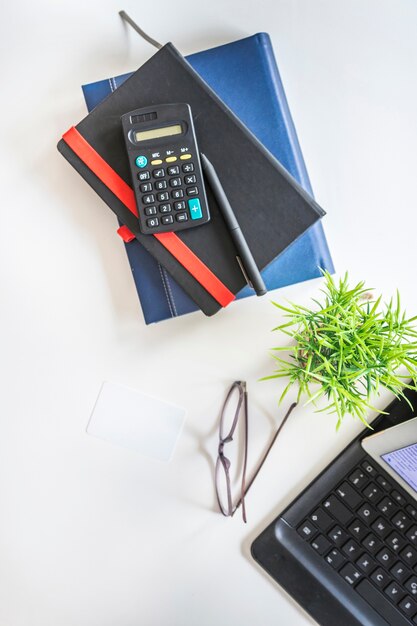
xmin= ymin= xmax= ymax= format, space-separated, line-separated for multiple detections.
xmin=200 ymin=153 xmax=267 ymax=296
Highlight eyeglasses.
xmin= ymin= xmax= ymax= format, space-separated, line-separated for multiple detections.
xmin=215 ymin=381 xmax=296 ymax=523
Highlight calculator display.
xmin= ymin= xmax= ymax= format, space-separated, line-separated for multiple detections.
xmin=134 ymin=124 xmax=182 ymax=142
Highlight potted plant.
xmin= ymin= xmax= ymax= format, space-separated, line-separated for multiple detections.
xmin=263 ymin=272 xmax=417 ymax=430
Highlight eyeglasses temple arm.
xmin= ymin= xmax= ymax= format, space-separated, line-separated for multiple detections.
xmin=233 ymin=401 xmax=298 ymax=513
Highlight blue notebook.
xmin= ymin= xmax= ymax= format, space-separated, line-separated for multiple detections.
xmin=82 ymin=33 xmax=333 ymax=323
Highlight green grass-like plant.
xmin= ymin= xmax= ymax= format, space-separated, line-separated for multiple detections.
xmin=264 ymin=272 xmax=417 ymax=429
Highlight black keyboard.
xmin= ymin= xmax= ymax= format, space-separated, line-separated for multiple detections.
xmin=296 ymin=457 xmax=417 ymax=623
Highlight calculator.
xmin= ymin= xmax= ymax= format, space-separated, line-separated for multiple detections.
xmin=121 ymin=103 xmax=210 ymax=235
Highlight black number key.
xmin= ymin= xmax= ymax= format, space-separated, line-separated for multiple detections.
xmin=340 ymin=563 xmax=362 ymax=585
xmin=377 ymin=496 xmax=396 ymax=517
xmin=391 ymin=490 xmax=407 ymax=506
xmin=155 ymin=180 xmax=167 ymax=190
xmin=143 ymin=193 xmax=155 ymax=204
xmin=323 ymin=496 xmax=353 ymax=525
xmin=392 ymin=511 xmax=411 ymax=531
xmin=406 ymin=504 xmax=417 ymax=520
xmin=357 ymin=503 xmax=378 ymax=525
xmin=169 ymin=177 xmax=182 ymax=188
xmin=335 ymin=482 xmax=362 ymax=508
xmin=310 ymin=508 xmax=333 ymax=532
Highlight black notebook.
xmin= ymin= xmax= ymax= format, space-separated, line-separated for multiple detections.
xmin=58 ymin=43 xmax=325 ymax=316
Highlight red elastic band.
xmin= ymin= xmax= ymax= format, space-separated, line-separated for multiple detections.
xmin=62 ymin=127 xmax=235 ymax=308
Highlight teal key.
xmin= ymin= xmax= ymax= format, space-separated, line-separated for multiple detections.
xmin=188 ymin=198 xmax=202 ymax=220
xmin=135 ymin=155 xmax=148 ymax=168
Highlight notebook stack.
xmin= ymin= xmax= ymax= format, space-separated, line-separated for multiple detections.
xmin=59 ymin=33 xmax=333 ymax=323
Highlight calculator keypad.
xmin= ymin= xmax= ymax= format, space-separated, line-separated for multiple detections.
xmin=134 ymin=156 xmax=207 ymax=232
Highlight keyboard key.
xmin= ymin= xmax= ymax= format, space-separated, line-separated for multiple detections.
xmin=376 ymin=547 xmax=396 ymax=567
xmin=325 ymin=548 xmax=345 ymax=569
xmin=376 ymin=475 xmax=392 ymax=491
xmin=349 ymin=469 xmax=369 ymax=489
xmin=186 ymin=186 xmax=199 ymax=196
xmin=405 ymin=575 xmax=417 ymax=596
xmin=159 ymin=203 xmax=172 ymax=213
xmin=363 ymin=482 xmax=384 ymax=503
xmin=390 ymin=561 xmax=411 ymax=583
xmin=400 ymin=545 xmax=417 ymax=567
xmin=370 ymin=567 xmax=391 ymax=588
xmin=377 ymin=496 xmax=397 ymax=517
xmin=142 ymin=193 xmax=155 ymax=204
xmin=348 ymin=519 xmax=368 ymax=541
xmin=184 ymin=174 xmax=196 ymax=184
xmin=335 ymin=482 xmax=362 ymax=509
xmin=384 ymin=581 xmax=404 ymax=603
xmin=167 ymin=165 xmax=180 ymax=175
xmin=144 ymin=206 xmax=157 ymax=216
xmin=407 ymin=505 xmax=417 ymax=520
xmin=297 ymin=520 xmax=317 ymax=539
xmin=154 ymin=180 xmax=167 ymax=190
xmin=137 ymin=170 xmax=150 ymax=181
xmin=339 ymin=562 xmax=362 ymax=585
xmin=342 ymin=539 xmax=361 ymax=559
xmin=175 ymin=212 xmax=188 ymax=222
xmin=169 ymin=177 xmax=182 ymax=188
xmin=153 ymin=168 xmax=165 ymax=178
xmin=391 ymin=490 xmax=407 ymax=507
xmin=357 ymin=503 xmax=378 ymax=525
xmin=182 ymin=163 xmax=194 ymax=173
xmin=174 ymin=201 xmax=186 ymax=211
xmin=357 ymin=579 xmax=407 ymax=625
xmin=310 ymin=508 xmax=334 ymax=532
xmin=161 ymin=215 xmax=174 ymax=225
xmin=171 ymin=189 xmax=184 ymax=199
xmin=392 ymin=511 xmax=412 ymax=531
xmin=406 ymin=525 xmax=417 ymax=545
xmin=371 ymin=517 xmax=391 ymax=538
xmin=361 ymin=461 xmax=377 ymax=477
xmin=386 ymin=531 xmax=406 ymax=553
xmin=399 ymin=595 xmax=417 ymax=617
xmin=310 ymin=534 xmax=332 ymax=555
xmin=362 ymin=533 xmax=381 ymax=554
xmin=140 ymin=182 xmax=153 ymax=193
xmin=328 ymin=525 xmax=349 ymax=547
xmin=356 ymin=553 xmax=377 ymax=574
xmin=146 ymin=217 xmax=159 ymax=228
xmin=323 ymin=496 xmax=353 ymax=525
xmin=157 ymin=192 xmax=169 ymax=202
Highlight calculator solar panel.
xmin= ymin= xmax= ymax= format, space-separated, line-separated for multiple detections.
xmin=251 ymin=389 xmax=417 ymax=626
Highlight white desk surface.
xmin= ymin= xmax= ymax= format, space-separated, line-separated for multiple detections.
xmin=1 ymin=1 xmax=417 ymax=624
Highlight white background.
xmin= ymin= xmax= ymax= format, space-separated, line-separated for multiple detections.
xmin=1 ymin=1 xmax=417 ymax=624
